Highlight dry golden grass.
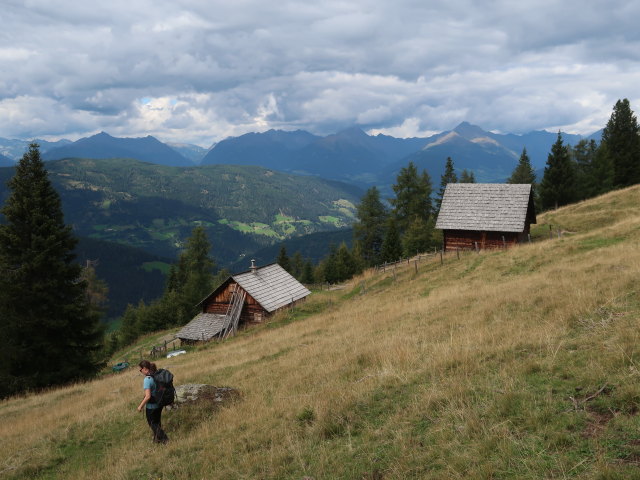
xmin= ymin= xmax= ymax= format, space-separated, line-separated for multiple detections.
xmin=2 ymin=185 xmax=640 ymax=479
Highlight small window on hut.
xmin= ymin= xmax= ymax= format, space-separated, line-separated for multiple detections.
xmin=254 ymin=312 xmax=264 ymax=323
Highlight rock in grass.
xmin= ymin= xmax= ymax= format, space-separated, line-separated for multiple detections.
xmin=168 ymin=384 xmax=239 ymax=409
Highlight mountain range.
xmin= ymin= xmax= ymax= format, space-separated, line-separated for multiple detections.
xmin=0 ymin=122 xmax=602 ymax=186
xmin=41 ymin=132 xmax=195 ymax=166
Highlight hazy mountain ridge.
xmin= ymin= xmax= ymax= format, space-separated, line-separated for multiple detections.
xmin=0 ymin=137 xmax=72 ymax=160
xmin=0 ymin=152 xmax=12 ymax=167
xmin=0 ymin=122 xmax=600 ymax=185
xmin=42 ymin=132 xmax=193 ymax=166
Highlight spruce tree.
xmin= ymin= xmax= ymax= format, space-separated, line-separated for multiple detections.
xmin=590 ymin=143 xmax=614 ymax=197
xmin=353 ymin=186 xmax=388 ymax=266
xmin=277 ymin=245 xmax=291 ymax=272
xmin=0 ymin=144 xmax=103 ymax=397
xmin=508 ymin=148 xmax=536 ymax=184
xmin=176 ymin=226 xmax=216 ymax=313
xmin=539 ymin=133 xmax=577 ymax=210
xmin=154 ymin=226 xmax=217 ymax=329
xmin=321 ymin=244 xmax=339 ymax=284
xmin=301 ymin=259 xmax=315 ymax=284
xmin=571 ymin=139 xmax=612 ymax=200
xmin=602 ymin=98 xmax=640 ymax=187
xmin=436 ymin=157 xmax=458 ymax=212
xmin=290 ymin=251 xmax=304 ymax=279
xmin=459 ymin=169 xmax=476 ymax=183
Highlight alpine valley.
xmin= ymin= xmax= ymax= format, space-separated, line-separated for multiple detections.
xmin=0 ymin=121 xmax=603 ymax=317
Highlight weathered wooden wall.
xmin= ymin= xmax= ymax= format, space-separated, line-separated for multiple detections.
xmin=203 ymin=281 xmax=269 ymax=324
xmin=443 ymin=229 xmax=521 ymax=251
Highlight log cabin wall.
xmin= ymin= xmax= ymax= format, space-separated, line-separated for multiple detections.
xmin=203 ymin=281 xmax=269 ymax=324
xmin=444 ymin=229 xmax=520 ymax=251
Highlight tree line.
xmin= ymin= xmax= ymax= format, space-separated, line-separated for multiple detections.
xmin=506 ymin=98 xmax=639 ymax=211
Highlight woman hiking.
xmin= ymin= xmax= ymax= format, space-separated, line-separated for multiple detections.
xmin=137 ymin=360 xmax=169 ymax=444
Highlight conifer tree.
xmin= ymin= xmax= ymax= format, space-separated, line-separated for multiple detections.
xmin=390 ymin=162 xmax=433 ymax=233
xmin=590 ymin=143 xmax=615 ymax=197
xmin=334 ymin=242 xmax=357 ymax=282
xmin=571 ymin=139 xmax=610 ymax=200
xmin=459 ymin=169 xmax=476 ymax=183
xmin=350 ymin=241 xmax=366 ymax=275
xmin=508 ymin=148 xmax=536 ymax=184
xmin=320 ymin=244 xmax=339 ymax=284
xmin=353 ymin=186 xmax=388 ymax=266
xmin=277 ymin=245 xmax=291 ymax=273
xmin=152 ymin=226 xmax=216 ymax=329
xmin=0 ymin=144 xmax=104 ymax=397
xmin=601 ymin=98 xmax=640 ymax=187
xmin=301 ymin=259 xmax=315 ymax=284
xmin=402 ymin=217 xmax=433 ymax=257
xmin=380 ymin=217 xmax=402 ymax=262
xmin=290 ymin=251 xmax=304 ymax=279
xmin=176 ymin=226 xmax=216 ymax=312
xmin=539 ymin=133 xmax=577 ymax=210
xmin=436 ymin=157 xmax=458 ymax=212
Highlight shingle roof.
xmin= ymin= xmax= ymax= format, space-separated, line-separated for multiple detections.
xmin=232 ymin=263 xmax=311 ymax=313
xmin=176 ymin=313 xmax=227 ymax=341
xmin=435 ymin=183 xmax=534 ymax=232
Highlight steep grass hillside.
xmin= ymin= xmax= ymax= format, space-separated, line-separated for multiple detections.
xmin=2 ymin=186 xmax=640 ymax=479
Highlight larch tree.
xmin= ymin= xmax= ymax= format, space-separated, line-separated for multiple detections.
xmin=0 ymin=144 xmax=104 ymax=398
xmin=390 ymin=161 xmax=433 ymax=233
xmin=380 ymin=217 xmax=403 ymax=263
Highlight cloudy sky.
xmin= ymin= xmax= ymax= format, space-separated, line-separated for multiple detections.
xmin=2 ymin=0 xmax=639 ymax=146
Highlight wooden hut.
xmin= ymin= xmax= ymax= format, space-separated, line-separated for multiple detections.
xmin=435 ymin=183 xmax=536 ymax=251
xmin=176 ymin=261 xmax=311 ymax=344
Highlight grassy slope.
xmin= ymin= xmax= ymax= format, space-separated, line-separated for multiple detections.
xmin=2 ymin=186 xmax=640 ymax=479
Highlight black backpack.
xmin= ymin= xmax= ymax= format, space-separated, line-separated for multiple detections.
xmin=149 ymin=369 xmax=176 ymax=407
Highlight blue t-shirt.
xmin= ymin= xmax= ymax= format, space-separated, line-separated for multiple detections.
xmin=143 ymin=376 xmax=159 ymax=409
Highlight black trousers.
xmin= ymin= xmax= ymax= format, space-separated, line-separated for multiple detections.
xmin=145 ymin=406 xmax=168 ymax=442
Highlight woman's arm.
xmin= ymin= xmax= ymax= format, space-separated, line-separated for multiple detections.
xmin=137 ymin=388 xmax=152 ymax=412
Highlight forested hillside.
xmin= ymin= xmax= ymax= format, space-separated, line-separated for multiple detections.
xmin=0 ymin=158 xmax=361 ymax=264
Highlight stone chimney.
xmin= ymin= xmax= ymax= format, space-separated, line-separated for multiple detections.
xmin=250 ymin=259 xmax=257 ymax=273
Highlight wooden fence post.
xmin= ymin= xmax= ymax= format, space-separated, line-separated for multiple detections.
xmin=414 ymin=260 xmax=418 ymax=273
xmin=440 ymin=251 xmax=443 ymax=265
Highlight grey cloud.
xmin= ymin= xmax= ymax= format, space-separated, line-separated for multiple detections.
xmin=1 ymin=0 xmax=639 ymax=144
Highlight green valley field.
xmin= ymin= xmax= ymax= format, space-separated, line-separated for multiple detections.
xmin=2 ymin=186 xmax=640 ymax=479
